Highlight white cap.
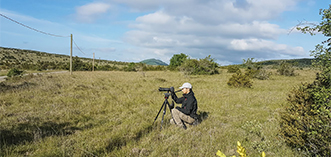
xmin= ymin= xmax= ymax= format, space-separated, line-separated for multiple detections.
xmin=179 ymin=82 xmax=192 ymax=89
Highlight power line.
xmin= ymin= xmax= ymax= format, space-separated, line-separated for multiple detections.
xmin=1 ymin=13 xmax=95 ymax=67
xmin=0 ymin=13 xmax=70 ymax=38
xmin=73 ymin=39 xmax=86 ymax=55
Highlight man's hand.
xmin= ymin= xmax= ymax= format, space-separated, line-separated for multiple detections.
xmin=170 ymin=86 xmax=178 ymax=101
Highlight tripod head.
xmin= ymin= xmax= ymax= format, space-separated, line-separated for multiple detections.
xmin=164 ymin=92 xmax=171 ymax=98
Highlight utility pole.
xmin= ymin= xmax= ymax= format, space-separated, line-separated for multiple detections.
xmin=70 ymin=34 xmax=73 ymax=75
xmin=93 ymin=53 xmax=95 ymax=72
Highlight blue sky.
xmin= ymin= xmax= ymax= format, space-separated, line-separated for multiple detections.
xmin=0 ymin=0 xmax=330 ymax=65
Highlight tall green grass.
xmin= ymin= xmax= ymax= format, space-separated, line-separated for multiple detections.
xmin=0 ymin=69 xmax=317 ymax=156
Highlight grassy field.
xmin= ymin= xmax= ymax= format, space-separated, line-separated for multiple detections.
xmin=0 ymin=69 xmax=318 ymax=156
xmin=0 ymin=70 xmax=7 ymax=76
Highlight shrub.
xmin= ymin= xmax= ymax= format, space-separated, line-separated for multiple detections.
xmin=7 ymin=68 xmax=23 ymax=77
xmin=97 ymin=65 xmax=119 ymax=71
xmin=280 ymin=72 xmax=331 ymax=156
xmin=71 ymin=56 xmax=93 ymax=71
xmin=282 ymin=5 xmax=331 ymax=155
xmin=245 ymin=68 xmax=259 ymax=78
xmin=253 ymin=69 xmax=271 ymax=80
xmin=168 ymin=53 xmax=188 ymax=71
xmin=243 ymin=58 xmax=270 ymax=80
xmin=179 ymin=59 xmax=198 ymax=75
xmin=123 ymin=63 xmax=137 ymax=72
xmin=227 ymin=70 xmax=252 ymax=88
xmin=277 ymin=61 xmax=295 ymax=76
xmin=179 ymin=55 xmax=219 ymax=75
xmin=227 ymin=65 xmax=240 ymax=73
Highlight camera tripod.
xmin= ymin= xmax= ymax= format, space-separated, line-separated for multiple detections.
xmin=153 ymin=92 xmax=174 ymax=129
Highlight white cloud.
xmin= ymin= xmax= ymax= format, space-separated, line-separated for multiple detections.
xmin=117 ymin=0 xmax=311 ymax=64
xmin=2 ymin=0 xmax=317 ymax=65
xmin=6 ymin=0 xmax=308 ymax=64
xmin=75 ymin=2 xmax=111 ymax=23
xmin=229 ymin=38 xmax=305 ymax=55
xmin=136 ymin=11 xmax=172 ymax=24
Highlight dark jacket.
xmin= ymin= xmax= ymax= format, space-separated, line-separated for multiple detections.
xmin=172 ymin=91 xmax=198 ymax=119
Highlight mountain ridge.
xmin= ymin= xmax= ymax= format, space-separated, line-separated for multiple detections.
xmin=140 ymin=58 xmax=168 ymax=66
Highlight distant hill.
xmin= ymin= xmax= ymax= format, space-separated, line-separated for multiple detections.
xmin=140 ymin=58 xmax=168 ymax=66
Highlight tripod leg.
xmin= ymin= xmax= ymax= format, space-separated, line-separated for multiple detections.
xmin=161 ymin=100 xmax=169 ymax=129
xmin=152 ymin=100 xmax=166 ymax=125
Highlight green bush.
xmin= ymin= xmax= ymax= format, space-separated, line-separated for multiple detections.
xmin=277 ymin=61 xmax=295 ymax=76
xmin=123 ymin=62 xmax=137 ymax=72
xmin=253 ymin=69 xmax=271 ymax=80
xmin=7 ymin=68 xmax=23 ymax=77
xmin=227 ymin=65 xmax=240 ymax=73
xmin=168 ymin=53 xmax=188 ymax=71
xmin=179 ymin=55 xmax=219 ymax=75
xmin=286 ymin=5 xmax=331 ymax=155
xmin=243 ymin=58 xmax=270 ymax=80
xmin=280 ymin=72 xmax=331 ymax=156
xmin=227 ymin=70 xmax=252 ymax=88
xmin=245 ymin=68 xmax=259 ymax=78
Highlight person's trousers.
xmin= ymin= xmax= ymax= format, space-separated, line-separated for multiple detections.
xmin=171 ymin=108 xmax=195 ymax=127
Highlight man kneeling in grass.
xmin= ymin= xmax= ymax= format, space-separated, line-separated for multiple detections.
xmin=170 ymin=82 xmax=198 ymax=129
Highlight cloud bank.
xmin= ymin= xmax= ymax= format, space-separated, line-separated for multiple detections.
xmin=73 ymin=0 xmax=310 ymax=64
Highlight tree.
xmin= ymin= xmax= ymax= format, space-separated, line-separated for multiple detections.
xmin=168 ymin=53 xmax=188 ymax=71
xmin=297 ymin=5 xmax=331 ymax=74
xmin=296 ymin=5 xmax=331 ymax=88
xmin=280 ymin=5 xmax=331 ymax=156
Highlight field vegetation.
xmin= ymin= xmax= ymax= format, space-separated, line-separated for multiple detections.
xmin=0 ymin=68 xmax=318 ymax=156
xmin=1 ymin=5 xmax=331 ymax=156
